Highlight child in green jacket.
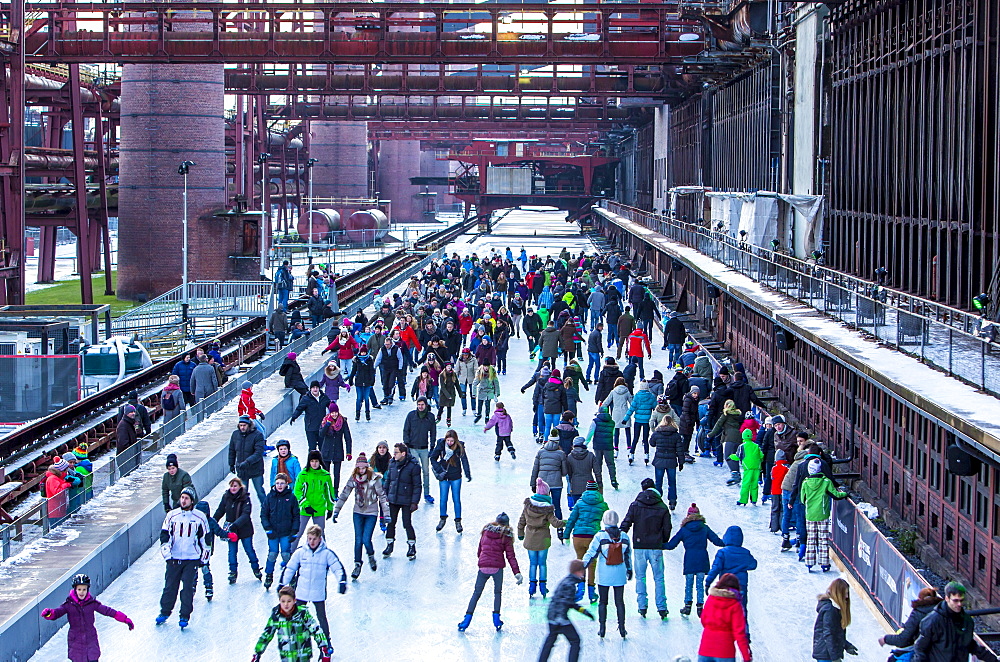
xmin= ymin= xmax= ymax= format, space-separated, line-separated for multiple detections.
xmin=729 ymin=428 xmax=764 ymax=506
xmin=252 ymin=586 xmax=331 ymax=662
xmin=799 ymin=458 xmax=847 ymax=571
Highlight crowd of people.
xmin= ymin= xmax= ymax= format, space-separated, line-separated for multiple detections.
xmin=41 ymin=246 xmax=998 ymax=662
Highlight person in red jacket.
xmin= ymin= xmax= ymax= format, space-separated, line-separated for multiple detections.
xmin=699 ymin=573 xmax=752 ymax=662
xmin=458 ymin=310 xmax=474 ymax=347
xmin=44 ymin=456 xmax=73 ymax=525
xmin=623 ymin=328 xmax=652 ymax=380
xmin=238 ymin=381 xmax=266 ymax=435
xmin=769 ymin=450 xmax=789 ymax=534
xmin=457 ymin=512 xmax=524 ymax=633
xmin=323 ymin=328 xmax=360 ymax=375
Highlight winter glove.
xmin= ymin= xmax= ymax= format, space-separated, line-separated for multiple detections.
xmin=251 ymin=654 xmax=261 ymax=662
xmin=677 ymin=463 xmax=684 ymax=472
xmin=229 ymin=466 xmax=236 ymax=475
xmin=41 ymin=608 xmax=55 ymax=620
xmin=845 ymin=643 xmax=858 ymax=656
xmin=227 ymin=532 xmax=239 ymax=542
xmin=160 ymin=543 xmax=172 ymax=559
xmin=338 ymin=581 xmax=347 ymax=595
xmin=114 ymin=612 xmax=134 ymax=630
xmin=258 ymin=413 xmax=265 ymax=420
xmin=626 ymin=569 xmax=633 ymax=581
xmin=347 ymin=454 xmax=352 ymax=461
xmin=518 ymin=536 xmax=524 ymax=541
xmin=325 ymin=511 xmax=332 ymax=521
xmin=289 ymin=416 xmax=298 ymax=424
xmin=575 ymin=606 xmax=595 ymax=620
xmin=331 ymin=516 xmax=338 ymax=524
xmin=410 ymin=502 xmax=418 ymax=512
xmin=320 ymin=646 xmax=332 ymax=662
xmin=515 ymin=574 xmax=523 ymax=585
xmin=303 ymin=506 xmax=317 ymax=516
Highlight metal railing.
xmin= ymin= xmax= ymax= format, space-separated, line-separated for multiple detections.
xmin=110 ymin=281 xmax=274 ymax=341
xmin=0 ymin=248 xmax=445 ymax=561
xmin=599 ymin=201 xmax=1000 ymax=397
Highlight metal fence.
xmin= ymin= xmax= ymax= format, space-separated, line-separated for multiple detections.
xmin=0 ymin=248 xmax=444 ymax=561
xmin=600 ymin=201 xmax=1000 ymax=397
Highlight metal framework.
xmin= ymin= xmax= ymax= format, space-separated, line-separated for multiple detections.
xmin=826 ymin=0 xmax=995 ymax=310
xmin=15 ymin=2 xmax=713 ymax=65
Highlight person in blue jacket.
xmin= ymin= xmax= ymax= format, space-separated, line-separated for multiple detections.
xmin=664 ymin=502 xmax=724 ymax=617
xmin=704 ymin=525 xmax=757 ymax=622
xmin=622 ymin=380 xmax=657 ymax=466
xmin=171 ymin=353 xmax=197 ymax=406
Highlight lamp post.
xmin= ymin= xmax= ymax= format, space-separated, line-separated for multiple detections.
xmin=305 ymin=157 xmax=318 ymax=267
xmin=258 ymin=152 xmax=271 ymax=279
xmin=177 ymin=161 xmax=196 ymax=305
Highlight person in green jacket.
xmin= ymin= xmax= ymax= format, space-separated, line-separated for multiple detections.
xmin=293 ymin=450 xmax=335 ymax=542
xmin=162 ymin=453 xmax=194 ymax=512
xmin=799 ymin=458 xmax=847 ymax=572
xmin=729 ymin=429 xmax=764 ymax=506
xmin=252 ymin=586 xmax=331 ymax=662
xmin=562 ymin=480 xmax=609 ymax=603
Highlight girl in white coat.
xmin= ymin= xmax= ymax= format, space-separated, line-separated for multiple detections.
xmin=278 ymin=524 xmax=346 ymax=645
xmin=604 ymin=378 xmax=633 ymax=456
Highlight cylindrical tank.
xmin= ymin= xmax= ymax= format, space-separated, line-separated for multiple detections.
xmin=297 ymin=209 xmax=342 ymax=242
xmin=346 ymin=209 xmax=389 ymax=243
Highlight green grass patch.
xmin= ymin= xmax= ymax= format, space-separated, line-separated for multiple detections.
xmin=25 ymin=271 xmax=137 ymax=317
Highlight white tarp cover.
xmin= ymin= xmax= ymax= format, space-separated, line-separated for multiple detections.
xmin=707 ymin=190 xmax=824 ymax=254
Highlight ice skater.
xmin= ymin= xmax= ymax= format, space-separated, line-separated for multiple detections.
xmin=252 ymin=586 xmax=332 ymax=662
xmin=157 ymin=486 xmax=210 ymax=628
xmin=278 ymin=524 xmax=346 ymax=645
xmin=536 ymin=560 xmax=594 ymax=662
xmin=42 ymin=573 xmax=134 ymax=662
xmin=457 ymin=512 xmax=523 ymax=632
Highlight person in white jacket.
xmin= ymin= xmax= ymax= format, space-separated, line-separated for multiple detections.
xmin=604 ymin=379 xmax=633 ymax=457
xmin=455 ymin=348 xmax=478 ymax=415
xmin=278 ymin=524 xmax=346 ymax=644
xmin=156 ymin=487 xmax=209 ymax=629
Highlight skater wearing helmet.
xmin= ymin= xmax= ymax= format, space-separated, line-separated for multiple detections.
xmin=41 ymin=574 xmax=134 ymax=662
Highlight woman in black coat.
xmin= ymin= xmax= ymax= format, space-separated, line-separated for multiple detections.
xmin=812 ymin=578 xmax=858 ymax=661
xmin=319 ymin=403 xmax=353 ymax=495
xmin=383 ymin=444 xmax=423 ymax=559
xmin=649 ymin=418 xmax=686 ymax=508
xmin=213 ymin=476 xmax=261 ymax=583
xmin=279 ymin=352 xmax=308 ymax=395
xmin=879 ymin=588 xmax=941 ymax=650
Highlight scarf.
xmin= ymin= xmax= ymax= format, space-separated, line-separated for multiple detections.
xmin=277 ymin=455 xmax=289 ymax=477
xmin=322 ymin=412 xmax=345 ymax=431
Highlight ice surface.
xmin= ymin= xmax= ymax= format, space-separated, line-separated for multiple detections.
xmin=31 ymin=212 xmax=891 ymax=662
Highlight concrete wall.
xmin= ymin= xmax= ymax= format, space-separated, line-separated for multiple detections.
xmin=652 ymin=104 xmax=670 ymax=213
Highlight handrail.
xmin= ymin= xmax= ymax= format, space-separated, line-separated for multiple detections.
xmin=599 ymin=200 xmax=1000 ymax=396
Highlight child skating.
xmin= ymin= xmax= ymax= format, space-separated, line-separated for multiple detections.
xmin=730 ymin=428 xmax=764 ymax=506
xmin=252 ymin=586 xmax=332 ymax=662
xmin=41 ymin=574 xmax=134 ymax=662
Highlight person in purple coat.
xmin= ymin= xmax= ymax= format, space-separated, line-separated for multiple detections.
xmin=41 ymin=573 xmax=134 ymax=662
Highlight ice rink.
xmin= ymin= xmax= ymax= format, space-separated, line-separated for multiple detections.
xmin=32 ymin=213 xmax=892 ymax=661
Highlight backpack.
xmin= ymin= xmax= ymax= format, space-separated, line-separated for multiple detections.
xmin=161 ymin=391 xmax=177 ymax=411
xmin=602 ymin=534 xmax=624 ymax=566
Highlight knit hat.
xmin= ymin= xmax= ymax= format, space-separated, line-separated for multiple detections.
xmin=550 ymin=368 xmax=561 ymax=379
xmin=775 ymin=449 xmax=787 ymax=462
xmin=808 ymin=458 xmax=823 ymax=475
xmin=52 ymin=457 xmax=70 ymax=472
xmin=242 ymin=381 xmax=253 ymax=390
xmin=585 ymin=480 xmax=599 ymax=492
xmin=764 ymin=416 xmax=773 ymax=425
xmin=602 ymin=510 xmax=619 ymax=527
xmin=61 ymin=452 xmax=77 ymax=465
xmin=496 ymin=512 xmax=510 ymax=526
xmin=287 ymin=352 xmax=297 ymax=360
xmin=742 ymin=428 xmax=755 ymax=441
xmin=180 ymin=486 xmax=198 ymax=503
xmin=275 ymin=439 xmax=290 ymax=450
xmin=540 ymin=367 xmax=551 ymax=378
xmin=328 ymin=402 xmax=339 ymax=414
xmin=238 ymin=414 xmax=252 ymax=425
xmin=461 ymin=347 xmax=471 ymax=353
xmin=165 ymin=453 xmax=179 ymax=468
xmin=73 ymin=443 xmax=89 ymax=458
xmin=355 ymin=453 xmax=369 ymax=468
xmin=548 ymin=428 xmax=561 ymax=441
xmin=771 ymin=414 xmax=786 ymax=425
xmin=307 ymin=450 xmax=324 ymax=465
xmin=640 ymin=477 xmax=656 ymax=491
xmin=572 ymin=436 xmax=586 ymax=448
xmin=687 ymin=503 xmax=700 ymax=516
xmin=535 ymin=478 xmax=550 ymax=496
xmin=124 ymin=404 xmax=136 ymax=415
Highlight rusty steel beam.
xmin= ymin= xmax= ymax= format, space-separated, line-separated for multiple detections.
xmin=0 ymin=0 xmax=25 ymax=304
xmin=14 ymin=2 xmax=716 ymax=65
xmin=263 ymin=99 xmax=641 ymax=123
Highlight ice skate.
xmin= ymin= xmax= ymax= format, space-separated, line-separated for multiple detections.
xmin=263 ymin=573 xmax=273 ymax=590
xmin=382 ymin=540 xmax=394 ymax=557
xmin=155 ymin=614 xmax=168 ymax=626
xmin=436 ymin=516 xmax=448 ymax=532
xmin=492 ymin=612 xmax=503 ymax=631
xmin=658 ymin=609 xmax=669 ymax=620
xmin=696 ymin=603 xmax=704 ymax=617
xmin=457 ymin=614 xmax=472 ymax=632
xmin=455 ymin=518 xmax=463 ymax=533
xmin=406 ymin=541 xmax=417 ymax=559
xmin=638 ymin=608 xmax=646 ymax=618
xmin=351 ymin=562 xmax=362 ymax=579
xmin=178 ymin=618 xmax=189 ymax=629
xmin=228 ymin=571 xmax=237 ymax=584
xmin=368 ymin=553 xmax=378 ymax=572
xmin=529 ymin=580 xmax=537 ymax=597
xmin=680 ymin=602 xmax=692 ymax=616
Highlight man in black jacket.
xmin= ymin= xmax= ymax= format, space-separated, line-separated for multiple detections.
xmin=620 ymin=478 xmax=672 ymax=619
xmin=119 ymin=391 xmax=152 ymax=437
xmin=912 ymin=583 xmax=997 ymax=662
xmin=523 ymin=307 xmax=543 ymax=355
xmin=228 ymin=415 xmax=266 ymax=504
xmin=259 ymin=472 xmax=300 ymax=589
xmin=383 ymin=443 xmax=422 ymax=560
xmin=289 ymin=382 xmax=330 ymax=453
xmin=402 ymin=397 xmax=437 ymax=505
xmin=663 ymin=311 xmax=687 ymax=363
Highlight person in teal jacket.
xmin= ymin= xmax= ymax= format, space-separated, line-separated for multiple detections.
xmin=729 ymin=428 xmax=764 ymax=506
xmin=623 ymin=380 xmax=657 ymax=466
xmin=563 ymin=481 xmax=609 ymax=603
xmin=270 ymin=440 xmax=302 ymax=489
